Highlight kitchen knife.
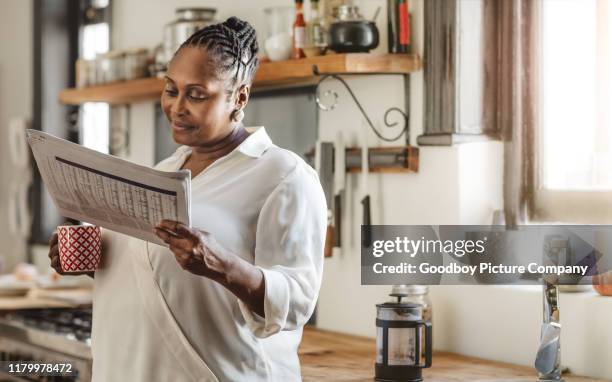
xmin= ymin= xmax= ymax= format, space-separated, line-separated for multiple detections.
xmin=333 ymin=132 xmax=345 ymax=249
xmin=315 ymin=141 xmax=335 ymax=258
xmin=361 ymin=195 xmax=371 ymax=248
xmin=361 ymin=128 xmax=372 ymax=248
xmin=535 ymin=322 xmax=562 ymax=376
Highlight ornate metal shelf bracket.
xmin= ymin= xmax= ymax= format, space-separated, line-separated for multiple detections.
xmin=312 ymin=64 xmax=410 ymax=144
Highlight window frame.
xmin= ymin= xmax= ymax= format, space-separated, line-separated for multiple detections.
xmin=532 ymin=0 xmax=612 ymax=224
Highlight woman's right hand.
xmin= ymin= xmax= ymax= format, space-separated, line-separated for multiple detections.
xmin=48 ymin=232 xmax=94 ymax=277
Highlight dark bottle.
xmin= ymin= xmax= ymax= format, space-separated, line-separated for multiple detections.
xmin=388 ymin=0 xmax=411 ymax=53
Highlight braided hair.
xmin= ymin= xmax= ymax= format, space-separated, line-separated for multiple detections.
xmin=177 ymin=17 xmax=259 ymax=89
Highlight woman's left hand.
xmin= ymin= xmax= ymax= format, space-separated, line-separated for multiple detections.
xmin=153 ymin=220 xmax=228 ymax=280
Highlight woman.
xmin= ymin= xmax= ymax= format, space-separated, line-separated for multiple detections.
xmin=48 ymin=17 xmax=327 ymax=382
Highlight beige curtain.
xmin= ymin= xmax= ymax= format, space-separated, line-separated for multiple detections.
xmin=495 ymin=0 xmax=540 ymax=227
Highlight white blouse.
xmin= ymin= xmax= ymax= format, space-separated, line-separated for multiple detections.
xmin=91 ymin=126 xmax=327 ymax=381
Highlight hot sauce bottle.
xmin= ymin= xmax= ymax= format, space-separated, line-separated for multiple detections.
xmin=292 ymin=0 xmax=306 ymax=59
xmin=398 ymin=0 xmax=411 ymax=53
xmin=388 ymin=0 xmax=411 ymax=53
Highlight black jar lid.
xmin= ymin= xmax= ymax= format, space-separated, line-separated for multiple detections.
xmin=376 ymin=301 xmax=420 ymax=309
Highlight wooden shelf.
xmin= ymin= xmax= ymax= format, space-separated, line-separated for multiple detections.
xmin=59 ymin=77 xmax=164 ymax=105
xmin=305 ymin=146 xmax=419 ymax=174
xmin=59 ymin=53 xmax=421 ymax=105
xmin=254 ymin=52 xmax=421 ymax=88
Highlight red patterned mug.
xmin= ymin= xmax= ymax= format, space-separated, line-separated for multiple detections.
xmin=57 ymin=225 xmax=102 ymax=273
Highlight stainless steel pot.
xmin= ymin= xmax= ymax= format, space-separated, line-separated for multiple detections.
xmin=163 ymin=8 xmax=217 ymax=63
xmin=334 ymin=4 xmax=362 ymax=21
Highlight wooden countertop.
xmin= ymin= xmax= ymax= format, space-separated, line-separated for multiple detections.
xmin=0 ymin=288 xmax=92 ymax=311
xmin=299 ymin=327 xmax=609 ymax=382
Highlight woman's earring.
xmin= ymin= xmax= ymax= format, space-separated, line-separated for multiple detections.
xmin=232 ymin=109 xmax=245 ymax=123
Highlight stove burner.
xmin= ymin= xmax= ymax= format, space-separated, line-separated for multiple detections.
xmin=6 ymin=308 xmax=92 ymax=343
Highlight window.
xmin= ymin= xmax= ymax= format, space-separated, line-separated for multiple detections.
xmin=535 ymin=0 xmax=612 ymax=222
xmin=80 ymin=2 xmax=110 ymax=154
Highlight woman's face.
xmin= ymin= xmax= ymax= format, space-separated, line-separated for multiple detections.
xmin=161 ymin=46 xmax=236 ymax=147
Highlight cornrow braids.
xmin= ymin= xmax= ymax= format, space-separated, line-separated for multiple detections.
xmin=178 ymin=16 xmax=259 ymax=89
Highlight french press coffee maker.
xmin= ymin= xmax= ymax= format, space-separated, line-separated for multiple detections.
xmin=375 ymin=290 xmax=432 ymax=381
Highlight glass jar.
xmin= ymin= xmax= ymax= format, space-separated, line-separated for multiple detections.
xmin=263 ymin=6 xmax=294 ymax=61
xmin=304 ymin=0 xmax=327 ymax=57
xmin=390 ymin=285 xmax=432 ymax=322
xmin=124 ymin=48 xmax=149 ymax=80
xmin=96 ymin=51 xmax=126 ymax=84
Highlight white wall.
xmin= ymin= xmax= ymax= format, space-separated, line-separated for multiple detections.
xmin=431 ymin=285 xmax=612 ymax=379
xmin=0 ymin=0 xmax=33 ymax=271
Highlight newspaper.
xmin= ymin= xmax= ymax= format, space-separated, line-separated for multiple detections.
xmin=26 ymin=129 xmax=191 ymax=246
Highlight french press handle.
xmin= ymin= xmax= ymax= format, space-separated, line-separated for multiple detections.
xmin=416 ymin=321 xmax=433 ymax=368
